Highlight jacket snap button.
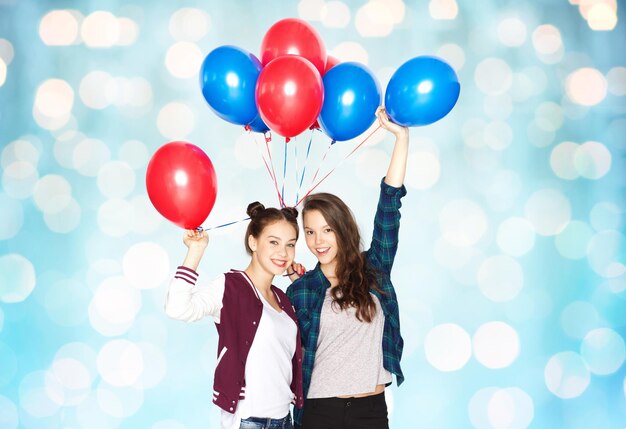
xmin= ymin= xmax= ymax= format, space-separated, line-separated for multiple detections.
xmin=253 ymin=321 xmax=256 ymax=325
xmin=229 ymin=407 xmax=233 ymax=411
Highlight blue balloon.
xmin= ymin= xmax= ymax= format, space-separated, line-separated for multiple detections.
xmin=385 ymin=56 xmax=460 ymax=127
xmin=200 ymin=45 xmax=263 ymax=126
xmin=247 ymin=114 xmax=270 ymax=133
xmin=319 ymin=62 xmax=381 ymax=142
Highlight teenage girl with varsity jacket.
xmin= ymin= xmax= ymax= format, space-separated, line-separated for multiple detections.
xmin=165 ymin=204 xmax=304 ymax=429
xmin=286 ymin=107 xmax=410 ymax=429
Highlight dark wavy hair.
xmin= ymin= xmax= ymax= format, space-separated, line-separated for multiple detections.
xmin=244 ymin=202 xmax=299 ymax=255
xmin=303 ymin=193 xmax=381 ymax=322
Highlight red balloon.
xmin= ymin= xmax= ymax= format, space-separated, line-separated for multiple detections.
xmin=323 ymin=55 xmax=340 ymax=75
xmin=260 ymin=18 xmax=326 ymax=75
xmin=146 ymin=142 xmax=217 ymax=229
xmin=256 ymin=56 xmax=323 ymax=138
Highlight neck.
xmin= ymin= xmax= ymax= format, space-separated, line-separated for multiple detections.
xmin=244 ymin=261 xmax=274 ymax=293
xmin=320 ymin=261 xmax=338 ymax=282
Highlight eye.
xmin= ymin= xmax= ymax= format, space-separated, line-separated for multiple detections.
xmin=324 ymin=228 xmax=333 ymax=233
xmin=287 ymin=243 xmax=296 ymax=248
xmin=270 ymin=240 xmax=279 ymax=245
xmin=305 ymin=230 xmax=313 ymax=235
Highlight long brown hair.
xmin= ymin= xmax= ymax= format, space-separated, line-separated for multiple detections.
xmin=244 ymin=202 xmax=299 ymax=255
xmin=303 ymin=193 xmax=381 ymax=322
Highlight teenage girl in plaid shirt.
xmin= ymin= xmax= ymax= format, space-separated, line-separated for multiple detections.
xmin=287 ymin=107 xmax=409 ymax=429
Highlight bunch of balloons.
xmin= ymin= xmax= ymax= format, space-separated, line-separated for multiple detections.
xmin=200 ymin=18 xmax=460 ymax=142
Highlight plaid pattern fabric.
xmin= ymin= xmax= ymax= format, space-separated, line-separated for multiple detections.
xmin=287 ymin=179 xmax=407 ymax=425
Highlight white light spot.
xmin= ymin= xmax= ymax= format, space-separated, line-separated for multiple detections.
xmin=439 ymin=199 xmax=488 ymax=247
xmin=587 ymin=3 xmax=618 ymax=31
xmin=116 ymin=17 xmax=139 ymax=46
xmin=321 ymin=1 xmax=351 ymax=28
xmin=0 ymin=39 xmax=15 ymax=65
xmin=477 ymin=255 xmax=524 ymax=302
xmin=574 ymin=141 xmax=611 ymax=179
xmin=97 ymin=161 xmax=136 ymax=198
xmin=169 ymin=8 xmax=211 ymax=41
xmin=46 ymin=358 xmax=92 ymax=406
xmin=607 ymin=67 xmax=626 ymax=96
xmin=544 ymin=351 xmax=590 ymax=399
xmin=566 ymin=68 xmax=607 ymax=106
xmin=532 ymin=24 xmax=562 ymax=55
xmin=474 ymin=58 xmax=513 ymax=96
xmin=498 ymin=17 xmax=527 ymax=47
xmin=436 ymin=43 xmax=465 ymax=71
xmin=488 ymin=388 xmax=534 ymax=429
xmin=33 ymin=174 xmax=72 ymax=215
xmin=429 ymin=0 xmax=459 ymax=20
xmin=34 ymin=79 xmax=74 ymax=119
xmin=524 ymin=189 xmax=571 ymax=236
xmin=89 ymin=277 xmax=141 ymax=336
xmin=406 ymin=151 xmax=440 ymax=190
xmin=0 ymin=254 xmax=36 ymax=303
xmin=330 ymin=42 xmax=369 ymax=64
xmin=165 ymin=41 xmax=204 ymax=79
xmin=356 ymin=149 xmax=390 ymax=188
xmin=587 ymin=230 xmax=626 ymax=278
xmin=39 ymin=10 xmax=80 ymax=46
xmin=496 ymin=217 xmax=536 ymax=257
xmin=355 ymin=0 xmax=395 ymax=37
xmin=123 ymin=242 xmax=170 ymax=290
xmin=97 ymin=198 xmax=134 ymax=237
xmin=589 ymin=201 xmax=621 ymax=231
xmin=72 ymin=137 xmax=111 ymax=176
xmin=424 ymin=323 xmax=471 ymax=372
xmin=97 ymin=340 xmax=144 ymax=387
xmin=581 ymin=328 xmax=626 ymax=375
xmin=0 ymin=194 xmax=23 ymax=239
xmin=44 ymin=197 xmax=82 ymax=234
xmin=131 ymin=195 xmax=163 ymax=235
xmin=134 ymin=343 xmax=167 ymax=389
xmin=550 ymin=141 xmax=579 ymax=180
xmin=157 ymin=102 xmax=195 ymax=139
xmin=18 ymin=371 xmax=61 ymax=418
xmin=298 ymin=0 xmax=326 ymax=21
xmin=473 ymin=321 xmax=520 ymax=369
xmin=484 ymin=121 xmax=513 ymax=150
xmin=80 ymin=71 xmax=116 ymax=109
xmin=82 ymin=11 xmax=120 ymax=48
xmin=0 ymin=58 xmax=6 ymax=88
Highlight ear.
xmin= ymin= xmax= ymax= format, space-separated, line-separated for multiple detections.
xmin=248 ymin=235 xmax=257 ymax=252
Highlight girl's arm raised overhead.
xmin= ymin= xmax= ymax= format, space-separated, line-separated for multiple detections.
xmin=164 ymin=230 xmax=225 ymax=323
xmin=376 ymin=106 xmax=409 ymax=188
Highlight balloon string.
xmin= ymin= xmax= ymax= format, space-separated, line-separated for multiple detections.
xmin=294 ymin=136 xmax=299 ymax=204
xmin=250 ymin=130 xmax=284 ymax=208
xmin=296 ymin=125 xmax=382 ymax=207
xmin=281 ymin=138 xmax=288 ymax=208
xmin=295 ymin=129 xmax=314 ymax=206
xmin=306 ymin=138 xmax=333 ymax=195
xmin=196 ymin=217 xmax=250 ymax=232
xmin=262 ymin=133 xmax=286 ymax=208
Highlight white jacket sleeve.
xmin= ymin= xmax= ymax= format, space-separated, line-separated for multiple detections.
xmin=164 ymin=266 xmax=225 ymax=323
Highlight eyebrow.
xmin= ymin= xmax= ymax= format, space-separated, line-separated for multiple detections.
xmin=268 ymin=235 xmax=297 ymax=242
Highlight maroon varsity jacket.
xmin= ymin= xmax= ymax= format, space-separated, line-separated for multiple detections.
xmin=212 ymin=270 xmax=304 ymax=414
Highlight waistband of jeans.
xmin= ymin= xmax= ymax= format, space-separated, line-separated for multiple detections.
xmin=305 ymin=391 xmax=385 ymax=408
xmin=242 ymin=413 xmax=291 ymax=424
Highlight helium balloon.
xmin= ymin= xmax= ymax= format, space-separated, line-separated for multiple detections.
xmin=385 ymin=56 xmax=460 ymax=127
xmin=146 ymin=141 xmax=217 ymax=229
xmin=260 ymin=18 xmax=326 ymax=75
xmin=256 ymin=56 xmax=323 ymax=138
xmin=200 ymin=45 xmax=262 ymax=125
xmin=319 ymin=62 xmax=381 ymax=142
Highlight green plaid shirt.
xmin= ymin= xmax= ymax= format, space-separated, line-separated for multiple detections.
xmin=287 ymin=179 xmax=406 ymax=425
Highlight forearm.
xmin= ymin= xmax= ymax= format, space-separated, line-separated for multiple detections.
xmin=181 ymin=246 xmax=205 ymax=272
xmin=384 ymin=132 xmax=409 ymax=187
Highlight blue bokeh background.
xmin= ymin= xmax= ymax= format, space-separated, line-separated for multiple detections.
xmin=0 ymin=1 xmax=625 ymax=428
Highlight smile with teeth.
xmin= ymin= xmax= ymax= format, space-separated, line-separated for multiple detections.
xmin=271 ymin=259 xmax=287 ymax=268
xmin=316 ymin=247 xmax=330 ymax=255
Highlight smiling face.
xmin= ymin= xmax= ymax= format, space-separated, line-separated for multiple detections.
xmin=248 ymin=219 xmax=298 ymax=276
xmin=303 ymin=209 xmax=339 ymax=269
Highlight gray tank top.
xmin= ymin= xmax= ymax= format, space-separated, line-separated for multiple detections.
xmin=307 ymin=288 xmax=393 ymax=398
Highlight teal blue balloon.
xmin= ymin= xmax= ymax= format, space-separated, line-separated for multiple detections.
xmin=200 ymin=45 xmax=262 ymax=126
xmin=319 ymin=62 xmax=381 ymax=142
xmin=385 ymin=56 xmax=460 ymax=126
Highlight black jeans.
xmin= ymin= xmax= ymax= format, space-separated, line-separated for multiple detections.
xmin=298 ymin=392 xmax=389 ymax=429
